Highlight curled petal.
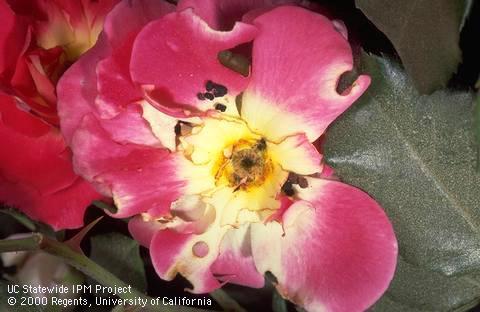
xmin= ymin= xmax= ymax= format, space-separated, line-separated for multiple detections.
xmin=250 ymin=178 xmax=397 ymax=312
xmin=242 ymin=6 xmax=370 ymax=142
xmin=130 ymin=9 xmax=257 ymax=116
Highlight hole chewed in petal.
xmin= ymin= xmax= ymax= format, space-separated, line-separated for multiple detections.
xmin=130 ymin=9 xmax=257 ymax=115
xmin=240 ymin=6 xmax=371 ymax=143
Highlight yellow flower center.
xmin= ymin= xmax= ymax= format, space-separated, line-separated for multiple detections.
xmin=214 ymin=138 xmax=272 ymax=190
xmin=179 ymin=114 xmax=288 ymax=218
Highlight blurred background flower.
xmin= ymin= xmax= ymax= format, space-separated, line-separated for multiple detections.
xmin=0 ymin=0 xmax=119 ymax=229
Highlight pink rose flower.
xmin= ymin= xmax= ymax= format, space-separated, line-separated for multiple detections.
xmin=57 ymin=0 xmax=398 ymax=310
xmin=0 ymin=0 xmax=119 ymax=229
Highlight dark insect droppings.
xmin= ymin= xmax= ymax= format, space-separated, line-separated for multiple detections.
xmin=214 ymin=103 xmax=227 ymax=112
xmin=298 ymin=177 xmax=309 ymax=188
xmin=204 ymin=93 xmax=214 ymax=101
xmin=174 ymin=123 xmax=181 ymax=135
xmin=212 ymin=84 xmax=228 ymax=97
xmin=206 ymin=80 xmax=214 ymax=91
xmin=281 ymin=181 xmax=295 ymax=196
xmin=196 ymin=93 xmax=205 ymax=100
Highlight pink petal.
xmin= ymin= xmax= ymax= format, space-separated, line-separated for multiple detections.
xmin=96 ymin=0 xmax=175 ymax=114
xmin=250 ymin=178 xmax=397 ymax=311
xmin=58 ymin=41 xmax=163 ymax=149
xmin=269 ymin=133 xmax=322 ymax=175
xmin=177 ymin=0 xmax=298 ymax=30
xmin=95 ymin=49 xmax=142 ymax=117
xmin=99 ymin=104 xmax=161 ymax=146
xmin=242 ymin=6 xmax=370 ymax=142
xmin=211 ymin=225 xmax=265 ymax=288
xmin=150 ymin=228 xmax=222 ymax=293
xmin=102 ymin=0 xmax=175 ymax=50
xmin=130 ymin=9 xmax=257 ymax=116
xmin=70 ymin=114 xmax=186 ymax=218
xmin=57 ymin=39 xmax=109 ymax=144
xmin=128 ymin=215 xmax=166 ymax=248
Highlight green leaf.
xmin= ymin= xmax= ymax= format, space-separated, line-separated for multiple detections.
xmin=475 ymin=76 xmax=480 ymax=172
xmin=475 ymin=93 xmax=480 ymax=172
xmin=369 ymin=258 xmax=480 ymax=311
xmin=0 ymin=208 xmax=36 ymax=231
xmin=0 ymin=207 xmax=59 ymax=239
xmin=355 ymin=0 xmax=469 ymax=94
xmin=459 ymin=0 xmax=474 ymax=31
xmin=89 ymin=233 xmax=146 ymax=292
xmin=324 ymin=53 xmax=480 ymax=310
xmin=272 ymin=289 xmax=288 ymax=312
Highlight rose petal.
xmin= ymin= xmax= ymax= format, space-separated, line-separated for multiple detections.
xmin=0 ymin=94 xmax=77 ymax=195
xmin=250 ymin=178 xmax=397 ymax=311
xmin=57 ymin=39 xmax=109 ymax=144
xmin=128 ymin=215 xmax=166 ymax=248
xmin=0 ymin=93 xmax=99 ymax=230
xmin=150 ymin=227 xmax=224 ymax=293
xmin=241 ymin=6 xmax=370 ymax=142
xmin=103 ymin=0 xmax=175 ymax=50
xmin=70 ymin=114 xmax=193 ymax=218
xmin=0 ymin=0 xmax=28 ymax=80
xmin=269 ymin=133 xmax=322 ymax=175
xmin=96 ymin=0 xmax=175 ymax=114
xmin=130 ymin=9 xmax=257 ymax=116
xmin=211 ymin=225 xmax=264 ymax=288
xmin=0 ymin=176 xmax=99 ymax=230
xmin=29 ymin=0 xmax=119 ymax=59
xmin=100 ymin=103 xmax=162 ymax=146
xmin=140 ymin=101 xmax=178 ymax=151
xmin=177 ymin=0 xmax=298 ymax=30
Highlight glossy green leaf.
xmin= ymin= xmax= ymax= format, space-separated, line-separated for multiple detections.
xmin=89 ymin=233 xmax=146 ymax=292
xmin=355 ymin=0 xmax=469 ymax=94
xmin=324 ymin=54 xmax=480 ymax=310
xmin=369 ymin=258 xmax=480 ymax=311
xmin=475 ymin=79 xmax=480 ymax=172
